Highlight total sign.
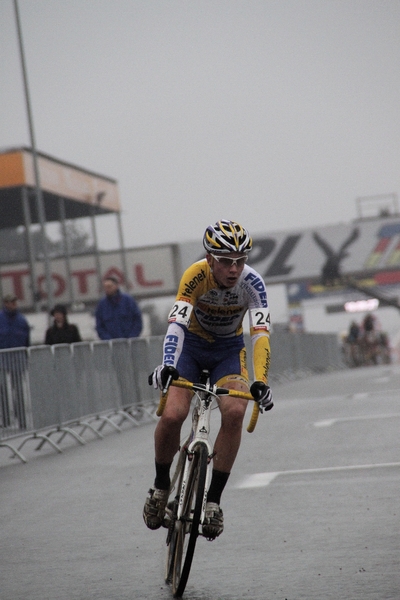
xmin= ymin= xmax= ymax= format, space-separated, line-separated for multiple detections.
xmin=0 ymin=245 xmax=178 ymax=308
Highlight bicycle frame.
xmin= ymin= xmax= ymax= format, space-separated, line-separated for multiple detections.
xmin=173 ymin=382 xmax=216 ymax=526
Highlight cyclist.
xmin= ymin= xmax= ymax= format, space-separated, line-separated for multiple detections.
xmin=143 ymin=219 xmax=273 ymax=539
xmin=360 ymin=312 xmax=379 ymax=364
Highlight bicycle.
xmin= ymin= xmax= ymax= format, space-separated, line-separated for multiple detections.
xmin=156 ymin=369 xmax=260 ymax=598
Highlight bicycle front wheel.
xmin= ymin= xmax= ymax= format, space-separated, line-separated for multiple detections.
xmin=167 ymin=441 xmax=208 ymax=598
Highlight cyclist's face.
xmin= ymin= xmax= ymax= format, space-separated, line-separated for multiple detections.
xmin=206 ymin=253 xmax=247 ymax=288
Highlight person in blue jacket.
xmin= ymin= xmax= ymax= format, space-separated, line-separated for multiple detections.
xmin=95 ymin=276 xmax=142 ymax=340
xmin=0 ymin=294 xmax=30 ymax=349
xmin=0 ymin=294 xmax=30 ymax=429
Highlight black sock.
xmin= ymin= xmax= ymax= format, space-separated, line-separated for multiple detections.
xmin=206 ymin=469 xmax=230 ymax=505
xmin=154 ymin=461 xmax=172 ymax=490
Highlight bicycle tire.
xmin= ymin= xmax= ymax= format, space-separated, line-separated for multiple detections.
xmin=164 ymin=440 xmax=192 ymax=584
xmin=167 ymin=441 xmax=208 ymax=598
xmin=164 ymin=452 xmax=196 ymax=590
xmin=164 ymin=449 xmax=193 ymax=588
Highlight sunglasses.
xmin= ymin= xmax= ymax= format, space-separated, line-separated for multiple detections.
xmin=210 ymin=254 xmax=248 ymax=268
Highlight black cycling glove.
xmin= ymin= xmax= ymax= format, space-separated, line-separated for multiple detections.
xmin=250 ymin=381 xmax=274 ymax=412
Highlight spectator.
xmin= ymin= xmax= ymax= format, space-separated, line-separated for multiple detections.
xmin=360 ymin=312 xmax=381 ymax=365
xmin=345 ymin=320 xmax=362 ymax=367
xmin=347 ymin=320 xmax=360 ymax=344
xmin=0 ymin=294 xmax=30 ymax=429
xmin=45 ymin=304 xmax=82 ymax=345
xmin=0 ymin=294 xmax=30 ymax=349
xmin=362 ymin=312 xmax=377 ymax=333
xmin=95 ymin=276 xmax=142 ymax=340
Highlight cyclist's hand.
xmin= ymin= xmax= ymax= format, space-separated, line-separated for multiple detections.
xmin=250 ymin=381 xmax=273 ymax=412
xmin=148 ymin=365 xmax=179 ymax=391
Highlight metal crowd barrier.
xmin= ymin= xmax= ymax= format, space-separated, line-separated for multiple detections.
xmin=0 ymin=332 xmax=344 ymax=463
xmin=261 ymin=331 xmax=345 ymax=383
xmin=0 ymin=338 xmax=164 ymax=463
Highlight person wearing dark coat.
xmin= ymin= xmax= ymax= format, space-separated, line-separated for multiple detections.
xmin=95 ymin=276 xmax=142 ymax=340
xmin=45 ymin=304 xmax=82 ymax=345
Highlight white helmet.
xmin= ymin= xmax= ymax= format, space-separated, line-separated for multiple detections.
xmin=203 ymin=220 xmax=252 ymax=254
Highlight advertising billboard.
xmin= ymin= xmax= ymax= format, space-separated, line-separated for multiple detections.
xmin=0 ymin=245 xmax=178 ymax=309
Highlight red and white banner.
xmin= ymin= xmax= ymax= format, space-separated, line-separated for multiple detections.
xmin=0 ymin=245 xmax=177 ymax=308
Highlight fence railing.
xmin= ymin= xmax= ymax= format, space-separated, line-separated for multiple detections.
xmin=262 ymin=331 xmax=345 ymax=383
xmin=0 ymin=332 xmax=344 ymax=462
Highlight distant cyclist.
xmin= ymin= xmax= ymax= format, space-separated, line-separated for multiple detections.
xmin=360 ymin=312 xmax=385 ymax=365
xmin=143 ymin=220 xmax=273 ymax=539
xmin=362 ymin=312 xmax=376 ymax=335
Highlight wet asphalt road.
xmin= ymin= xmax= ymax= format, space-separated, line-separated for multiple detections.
xmin=1 ymin=363 xmax=399 ymax=600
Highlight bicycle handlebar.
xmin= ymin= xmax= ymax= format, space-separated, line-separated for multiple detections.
xmin=156 ymin=378 xmax=260 ymax=433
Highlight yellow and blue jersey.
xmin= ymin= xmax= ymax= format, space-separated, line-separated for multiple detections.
xmin=163 ymin=259 xmax=271 ymax=385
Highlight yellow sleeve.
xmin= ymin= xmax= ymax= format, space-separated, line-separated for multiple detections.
xmin=251 ymin=331 xmax=271 ymax=384
xmin=175 ymin=260 xmax=210 ymax=305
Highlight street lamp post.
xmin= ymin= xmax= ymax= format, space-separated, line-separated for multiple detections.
xmin=13 ymin=0 xmax=54 ymax=315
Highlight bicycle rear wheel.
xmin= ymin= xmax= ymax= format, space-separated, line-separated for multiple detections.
xmin=166 ymin=441 xmax=208 ymax=598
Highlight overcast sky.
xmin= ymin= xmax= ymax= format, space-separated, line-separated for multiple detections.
xmin=1 ymin=0 xmax=400 ymax=251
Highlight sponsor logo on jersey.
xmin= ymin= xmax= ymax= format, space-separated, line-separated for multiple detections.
xmin=243 ymin=272 xmax=268 ymax=306
xmin=223 ymin=291 xmax=239 ymax=305
xmin=208 ymin=289 xmax=219 ymax=298
xmin=180 ymin=269 xmax=207 ymax=298
xmin=195 ymin=307 xmax=241 ymax=327
xmin=196 ymin=301 xmax=243 ymax=317
xmin=240 ymin=347 xmax=248 ymax=378
xmin=264 ymin=348 xmax=271 ymax=379
xmin=163 ymin=334 xmax=179 ymax=365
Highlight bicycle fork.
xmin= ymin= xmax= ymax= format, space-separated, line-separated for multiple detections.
xmin=176 ymin=397 xmax=214 ymax=527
